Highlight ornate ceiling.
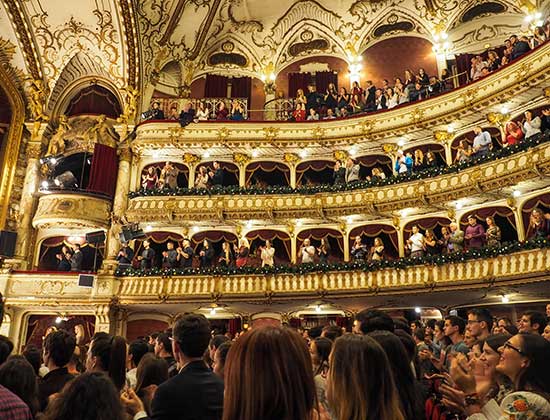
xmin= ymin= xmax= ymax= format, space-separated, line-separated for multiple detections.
xmin=0 ymin=0 xmax=548 ymax=116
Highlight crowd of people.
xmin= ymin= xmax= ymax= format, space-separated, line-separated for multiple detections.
xmin=53 ymin=244 xmax=83 ymax=272
xmin=1 ymin=291 xmax=550 ymax=420
xmin=143 ymin=99 xmax=248 ymax=125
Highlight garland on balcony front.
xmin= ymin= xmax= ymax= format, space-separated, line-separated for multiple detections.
xmin=115 ymin=237 xmax=550 ymax=278
xmin=128 ymin=132 xmax=549 ymax=198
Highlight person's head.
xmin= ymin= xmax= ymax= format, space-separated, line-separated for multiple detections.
xmin=213 ymin=161 xmax=220 ymax=170
xmin=0 ymin=334 xmax=14 ymax=365
xmin=213 ymin=341 xmax=232 ymax=379
xmin=223 ymin=326 xmax=316 ymax=420
xmin=309 ymin=337 xmax=332 ymax=372
xmin=354 ymin=309 xmax=394 ymax=334
xmin=546 ymin=303 xmax=550 ymax=317
xmin=74 ymin=324 xmax=87 ymax=345
xmin=519 ymin=311 xmax=547 ymax=334
xmin=43 ymin=330 xmax=76 ymax=369
xmin=166 ymin=241 xmax=174 ymax=250
xmin=154 ymin=332 xmax=173 ymax=357
xmin=128 ymin=339 xmax=149 ymax=370
xmin=172 ymin=314 xmax=211 ymax=361
xmin=497 ymin=333 xmax=550 ymax=393
xmin=494 ymin=317 xmax=513 ymax=334
xmin=42 ymin=371 xmax=125 ymax=420
xmin=135 ymin=353 xmax=169 ymax=397
xmin=473 ymin=126 xmax=482 ymax=135
xmin=467 ymin=308 xmax=493 ymax=339
xmin=86 ymin=333 xmax=127 ymax=391
xmin=480 ymin=334 xmax=508 ymax=376
xmin=321 ymin=325 xmax=342 ymax=341
xmin=543 ymin=323 xmax=550 ymax=342
xmin=143 ymin=239 xmax=150 ymax=248
xmin=308 ymin=84 xmax=315 ymax=93
xmin=303 ymin=238 xmax=310 ymax=247
xmin=425 ymin=229 xmax=434 ymax=240
xmin=0 ymin=355 xmax=39 ymax=415
xmin=464 ymin=330 xmax=476 ymax=348
xmin=434 ymin=320 xmax=445 ymax=341
xmin=209 ymin=334 xmax=230 ymax=362
xmin=486 ymin=216 xmax=495 ymax=227
xmin=327 ymin=334 xmax=404 ymax=420
xmin=444 ymin=315 xmax=465 ymax=338
xmin=265 ymin=239 xmax=271 ymax=248
xmin=449 ymin=222 xmax=458 ymax=232
xmin=409 ymin=320 xmax=421 ymax=333
xmin=411 ymin=225 xmax=419 ymax=234
xmin=152 ymin=101 xmax=160 ymax=109
xmin=203 ymin=239 xmax=211 ymax=248
xmin=413 ymin=327 xmax=426 ymax=344
xmin=524 ymin=109 xmax=533 ymax=120
xmin=374 ymin=237 xmax=383 ymax=247
xmin=309 ymin=107 xmax=316 ymax=116
xmin=22 ymin=345 xmax=41 ymax=375
xmin=73 ymin=243 xmax=80 ymax=251
xmin=386 ymin=87 xmax=394 ymax=97
xmin=467 ymin=215 xmax=478 ymax=226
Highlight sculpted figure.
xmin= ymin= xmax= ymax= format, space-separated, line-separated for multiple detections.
xmin=46 ymin=115 xmax=71 ymax=156
xmin=82 ymin=115 xmax=119 ymax=147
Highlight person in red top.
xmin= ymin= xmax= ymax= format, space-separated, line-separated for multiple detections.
xmin=292 ymin=103 xmax=306 ymax=122
xmin=504 ymin=120 xmax=524 ymax=146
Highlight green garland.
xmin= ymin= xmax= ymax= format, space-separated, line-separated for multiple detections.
xmin=128 ymin=132 xmax=548 ymax=198
xmin=115 ymin=237 xmax=550 ymax=277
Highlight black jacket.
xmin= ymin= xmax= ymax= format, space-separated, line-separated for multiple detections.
xmin=39 ymin=367 xmax=74 ymax=411
xmin=333 ymin=167 xmax=345 ymax=185
xmin=511 ymin=41 xmax=531 ymax=60
xmin=210 ymin=168 xmax=224 ymax=186
xmin=147 ymin=361 xmax=224 ymax=420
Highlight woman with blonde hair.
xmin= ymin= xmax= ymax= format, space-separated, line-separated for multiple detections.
xmin=503 ymin=120 xmax=524 ymax=146
xmin=327 ymin=334 xmax=404 ymax=420
xmin=234 ymin=238 xmax=250 ymax=268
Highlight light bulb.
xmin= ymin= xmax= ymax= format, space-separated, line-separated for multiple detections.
xmin=55 ymin=316 xmax=62 ymax=324
xmin=210 ymin=307 xmax=217 ymax=315
xmin=501 ymin=295 xmax=509 ymax=303
xmin=512 ymin=190 xmax=521 ymax=198
xmin=455 ymin=202 xmax=463 ymax=210
xmin=41 ymin=181 xmax=49 ymax=189
xmin=414 ymin=307 xmax=422 ymax=314
xmin=315 ymin=305 xmax=322 ymax=313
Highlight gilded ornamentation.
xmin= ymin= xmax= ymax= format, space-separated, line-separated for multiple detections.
xmin=382 ymin=143 xmax=397 ymax=154
xmin=263 ymin=127 xmax=279 ymax=141
xmin=233 ymin=153 xmax=250 ymax=166
xmin=357 ymin=120 xmax=374 ymax=136
xmin=462 ymin=88 xmax=478 ymax=107
xmin=486 ymin=112 xmax=508 ymax=126
xmin=26 ymin=79 xmax=49 ymax=122
xmin=183 ymin=153 xmax=200 ymax=165
xmin=26 ymin=143 xmax=43 ymax=160
xmin=312 ymin=126 xmax=325 ymax=140
xmin=81 ymin=115 xmax=119 ymax=148
xmin=409 ymin=108 xmax=425 ymax=126
xmin=333 ymin=150 xmax=348 ymax=161
xmin=514 ymin=62 xmax=533 ymax=82
xmin=46 ymin=115 xmax=71 ymax=156
xmin=217 ymin=127 xmax=230 ymax=141
xmin=544 ymin=87 xmax=550 ymax=98
xmin=283 ymin=153 xmax=299 ymax=164
xmin=433 ymin=130 xmax=453 ymax=143
xmin=118 ymin=86 xmax=140 ymax=124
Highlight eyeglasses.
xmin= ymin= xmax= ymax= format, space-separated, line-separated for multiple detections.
xmin=502 ymin=341 xmax=526 ymax=357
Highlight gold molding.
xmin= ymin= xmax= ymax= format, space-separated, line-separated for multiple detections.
xmin=0 ymin=60 xmax=25 ymax=229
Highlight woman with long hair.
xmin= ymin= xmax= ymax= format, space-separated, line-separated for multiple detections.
xmin=134 ymin=353 xmax=169 ymax=416
xmin=43 ymin=371 xmax=126 ymax=420
xmin=223 ymin=326 xmax=318 ymax=420
xmin=368 ymin=330 xmax=424 ymax=420
xmin=234 ymin=238 xmax=250 ymax=268
xmin=327 ymin=334 xmax=404 ymax=420
xmin=504 ymin=120 xmax=524 ymax=146
xmin=485 ymin=216 xmax=502 ymax=247
xmin=0 ymin=356 xmax=39 ymax=417
xmin=86 ymin=332 xmax=127 ymax=391
xmin=218 ymin=241 xmax=235 ymax=267
xmin=310 ymin=337 xmax=332 ymax=416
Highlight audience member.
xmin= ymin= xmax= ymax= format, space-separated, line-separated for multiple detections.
xmin=464 ymin=215 xmax=486 ymax=249
xmin=523 ymin=109 xmax=542 ymax=139
xmin=354 ymin=308 xmax=395 ymax=334
xmin=299 ymin=238 xmax=316 ymax=264
xmin=510 ymin=34 xmax=531 ymax=60
xmin=154 ymin=333 xmax=177 ymax=378
xmin=86 ymin=332 xmax=127 ymax=391
xmin=485 ymin=216 xmax=501 ymax=247
xmin=0 ymin=356 xmax=39 ymax=417
xmin=234 ymin=238 xmax=250 ymax=268
xmin=467 ymin=308 xmax=493 ymax=341
xmin=161 ymin=241 xmax=178 ymax=269
xmin=134 ymin=353 xmax=169 ymax=416
xmin=212 ymin=341 xmax=232 ymax=380
xmin=310 ymin=336 xmax=332 ymax=416
xmin=406 ymin=225 xmax=425 ymax=258
xmin=199 ymin=239 xmax=215 ymax=268
xmin=518 ymin=311 xmax=547 ymax=334
xmin=127 ymin=339 xmax=149 ymax=389
xmin=260 ymin=240 xmax=275 ymax=267
xmin=472 ymin=126 xmax=492 ymax=157
xmin=344 ymin=157 xmax=360 ymax=183
xmin=448 ymin=222 xmax=464 ymax=253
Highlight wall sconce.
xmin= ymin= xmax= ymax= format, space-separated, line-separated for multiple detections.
xmin=260 ymin=62 xmax=277 ymax=95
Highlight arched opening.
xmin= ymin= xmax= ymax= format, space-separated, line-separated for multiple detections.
xmin=25 ymin=315 xmax=95 ymax=349
xmin=460 ymin=206 xmax=517 ymax=244
xmin=349 ymin=224 xmax=399 ymax=259
xmin=0 ymin=84 xmax=13 ymax=193
xmin=245 ymin=229 xmax=291 ymax=266
xmin=245 ymin=161 xmax=290 ymax=188
xmin=296 ymin=160 xmax=335 ymax=186
xmin=521 ymin=193 xmax=550 ymax=239
xmin=451 ymin=127 xmax=502 ymax=160
xmin=49 ymin=152 xmax=93 ymax=191
xmin=64 ymin=84 xmax=122 ymax=118
xmin=133 ymin=232 xmax=184 ymax=269
xmin=404 ymin=217 xmax=452 ymax=254
xmin=355 ymin=155 xmax=392 ymax=179
xmin=126 ymin=319 xmax=169 ymax=342
xmin=140 ymin=162 xmax=189 ymax=190
xmin=37 ymin=235 xmax=104 ymax=272
xmin=297 ymin=228 xmax=344 ymax=263
xmin=191 ymin=231 xmax=238 ymax=267
xmin=197 ymin=161 xmax=239 ymax=187
xmin=403 ymin=143 xmax=446 ymax=168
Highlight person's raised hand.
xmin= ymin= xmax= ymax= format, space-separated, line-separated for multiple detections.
xmin=121 ymin=388 xmax=145 ymax=416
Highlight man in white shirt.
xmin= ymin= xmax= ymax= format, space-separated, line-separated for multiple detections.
xmin=472 ymin=126 xmax=492 ymax=158
xmin=407 ymin=225 xmax=425 ymax=258
xmin=300 ymin=238 xmax=316 ymax=264
xmin=260 ymin=240 xmax=275 ymax=267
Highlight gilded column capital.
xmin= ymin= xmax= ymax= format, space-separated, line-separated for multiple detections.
xmin=118 ymin=146 xmax=132 ymax=162
xmin=311 ymin=126 xmax=325 ymax=141
xmin=333 ymin=150 xmax=348 ymax=161
xmin=233 ymin=153 xmax=251 ymax=167
xmin=26 ymin=142 xmax=43 ymax=160
xmin=433 ymin=130 xmax=453 ymax=143
xmin=263 ymin=127 xmax=279 ymax=142
xmin=382 ymin=143 xmax=397 ymax=155
xmin=486 ymin=112 xmax=508 ymax=126
xmin=544 ymin=87 xmax=550 ymax=98
xmin=183 ymin=153 xmax=200 ymax=166
xmin=283 ymin=153 xmax=299 ymax=166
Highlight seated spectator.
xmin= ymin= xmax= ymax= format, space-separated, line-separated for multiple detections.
xmin=455 ymin=139 xmax=473 ymax=163
xmin=510 ymin=34 xmax=531 ymax=60
xmin=504 ymin=120 xmax=524 ymax=146
xmin=395 ymin=84 xmax=409 ymax=104
xmin=0 ymin=356 xmax=39 ymax=417
xmin=440 ymin=68 xmax=453 ymax=90
xmin=223 ymin=326 xmax=316 ymax=420
xmin=324 ymin=83 xmax=338 ymax=112
xmin=375 ymin=88 xmax=387 ymax=110
xmin=470 ymin=56 xmax=488 ymax=81
xmin=147 ymin=101 xmax=164 ymax=120
xmin=134 ymin=353 xmax=169 ymax=416
xmin=45 ymin=372 xmax=126 ymax=420
xmin=371 ymin=167 xmax=386 ymax=180
xmin=409 ymin=82 xmax=426 ymax=102
xmin=339 ymin=107 xmax=349 ymax=118
xmin=323 ymin=108 xmax=336 ymax=119
xmin=385 ymin=88 xmax=398 ymax=109
xmin=345 ymin=157 xmax=360 ymax=183
xmin=292 ymin=103 xmax=306 ymax=122
xmin=487 ymin=50 xmax=501 ymax=72
xmin=523 ymin=109 xmax=542 ymax=139
xmin=229 ymin=100 xmax=245 ymax=121
xmin=502 ymin=38 xmax=513 ymax=64
xmin=306 ymin=107 xmax=319 ymax=121
xmin=404 ymin=69 xmax=415 ymax=87
xmin=178 ymin=102 xmax=196 ymax=127
xmin=336 ymin=87 xmax=350 ymax=113
xmin=196 ymin=101 xmax=209 ymax=121
xmin=215 ymin=101 xmax=229 ymax=120
xmin=368 ymin=237 xmax=385 ymax=261
xmin=56 ymin=246 xmax=71 ymax=271
xmin=350 ymin=236 xmax=367 ymax=261
xmin=518 ymin=311 xmax=547 ymax=335
xmin=528 ymin=208 xmax=550 ymax=239
xmin=472 ymin=126 xmax=492 ymax=157
xmin=464 ymin=215 xmax=486 ymax=249
xmin=327 ymin=334 xmax=404 ymax=420
xmin=349 ymin=93 xmax=364 ymax=113
xmin=167 ymin=105 xmax=179 ymax=120
xmin=39 ymin=330 xmax=76 ymax=411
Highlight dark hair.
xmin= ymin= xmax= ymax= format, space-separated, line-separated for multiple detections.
xmin=223 ymin=326 xmax=316 ymax=420
xmin=515 ymin=333 xmax=550 ymax=393
xmin=445 ymin=315 xmax=466 ymax=335
xmin=322 ymin=325 xmax=342 ymax=341
xmin=369 ymin=331 xmax=423 ymax=420
xmin=0 ymin=335 xmax=14 ymax=365
xmin=356 ymin=309 xmax=395 ymax=334
xmin=393 ymin=318 xmax=412 ymax=335
xmin=523 ymin=311 xmax=547 ymax=334
xmin=43 ymin=371 xmax=125 ymax=420
xmin=328 ymin=334 xmax=404 ymax=420
xmin=0 ymin=356 xmax=39 ymax=415
xmin=484 ymin=334 xmax=508 ymax=352
xmin=503 ymin=324 xmax=519 ymax=336
xmin=90 ymin=334 xmax=127 ymax=391
xmin=150 ymin=332 xmax=159 ymax=341
xmin=313 ymin=337 xmax=332 ymax=376
xmin=173 ymin=314 xmax=211 ymax=358
xmin=497 ymin=317 xmax=513 ymax=327
xmin=468 ymin=308 xmax=493 ymax=332
xmin=22 ymin=345 xmax=41 ymax=375
xmin=44 ymin=330 xmax=76 ymax=368
xmin=135 ymin=353 xmax=169 ymax=415
xmin=210 ymin=334 xmax=230 ymax=350
xmin=156 ymin=332 xmax=173 ymax=355
xmin=128 ymin=339 xmax=150 ymax=368
xmin=308 ymin=326 xmax=323 ymax=339
xmin=413 ymin=327 xmax=426 ymax=342
xmin=216 ymin=341 xmax=232 ymax=368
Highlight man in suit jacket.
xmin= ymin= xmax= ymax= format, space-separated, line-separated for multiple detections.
xmin=447 ymin=222 xmax=464 ymax=253
xmin=209 ymin=161 xmax=224 ymax=186
xmin=138 ymin=240 xmax=155 ymax=269
xmin=122 ymin=314 xmax=224 ymax=420
xmin=345 ymin=158 xmax=360 ymax=183
xmin=70 ymin=244 xmax=83 ymax=271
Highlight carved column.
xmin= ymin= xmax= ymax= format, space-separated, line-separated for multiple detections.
xmin=508 ymin=198 xmax=526 ymax=242
xmin=232 ymin=153 xmax=250 ymax=188
xmin=434 ymin=131 xmax=454 ymax=166
xmin=183 ymin=153 xmax=200 ymax=190
xmin=382 ymin=144 xmax=397 ymax=176
xmin=12 ymin=142 xmax=42 ymax=268
xmin=290 ymin=165 xmax=297 ymax=189
xmin=486 ymin=112 xmax=508 ymax=144
xmin=288 ymin=224 xmax=297 ymax=264
xmin=393 ymin=217 xmax=405 ymax=258
xmin=94 ymin=304 xmax=112 ymax=334
xmin=340 ymin=222 xmax=350 ymax=262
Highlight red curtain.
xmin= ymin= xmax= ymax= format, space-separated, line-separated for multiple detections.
xmin=205 ymin=74 xmax=229 ymax=98
xmin=191 ymin=231 xmax=237 ymax=246
xmin=460 ymin=207 xmax=516 ymax=232
xmin=296 ymin=160 xmax=334 ymax=184
xmin=404 ymin=217 xmax=451 ymax=234
xmin=228 ymin=318 xmax=241 ymax=336
xmin=245 ymin=161 xmax=291 ymax=186
xmin=297 ymin=228 xmax=344 ymax=254
xmin=522 ymin=194 xmax=550 ymax=238
xmin=315 ymin=71 xmax=338 ymax=94
xmin=455 ymin=53 xmax=472 ymax=86
xmin=245 ymin=230 xmax=291 ymax=261
xmin=230 ymin=77 xmax=252 ymax=106
xmin=288 ymin=72 xmax=312 ymax=97
xmin=65 ymin=85 xmax=122 ymax=118
xmin=86 ymin=143 xmax=118 ymax=197
xmin=349 ymin=225 xmax=399 ymax=257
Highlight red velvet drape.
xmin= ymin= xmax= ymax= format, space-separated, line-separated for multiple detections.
xmin=349 ymin=225 xmax=399 ymax=257
xmin=86 ymin=143 xmax=118 ymax=197
xmin=297 ymin=228 xmax=344 ymax=255
xmin=228 ymin=318 xmax=241 ymax=336
xmin=296 ymin=160 xmax=334 ymax=184
xmin=315 ymin=71 xmax=338 ymax=93
xmin=230 ymin=77 xmax=252 ymax=106
xmin=205 ymin=74 xmax=229 ymax=98
xmin=288 ymin=72 xmax=312 ymax=97
xmin=455 ymin=53 xmax=472 ymax=85
xmin=65 ymin=85 xmax=122 ymax=118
